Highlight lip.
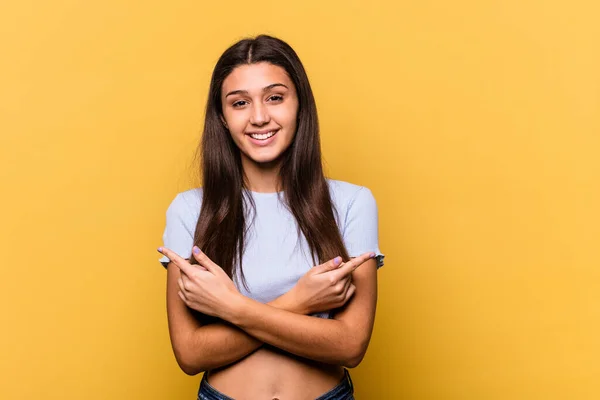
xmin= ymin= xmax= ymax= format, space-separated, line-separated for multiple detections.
xmin=246 ymin=128 xmax=279 ymax=135
xmin=246 ymin=129 xmax=279 ymax=147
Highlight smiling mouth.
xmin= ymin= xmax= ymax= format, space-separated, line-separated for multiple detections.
xmin=247 ymin=129 xmax=279 ymax=140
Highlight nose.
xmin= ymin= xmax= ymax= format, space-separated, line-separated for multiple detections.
xmin=249 ymin=101 xmax=270 ymax=126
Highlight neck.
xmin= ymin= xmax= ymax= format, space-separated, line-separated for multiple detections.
xmin=241 ymin=156 xmax=283 ymax=193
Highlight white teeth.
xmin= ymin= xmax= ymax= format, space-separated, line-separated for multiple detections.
xmin=249 ymin=130 xmax=277 ymax=140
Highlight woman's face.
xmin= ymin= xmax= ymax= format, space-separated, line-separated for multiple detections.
xmin=220 ymin=62 xmax=299 ymax=167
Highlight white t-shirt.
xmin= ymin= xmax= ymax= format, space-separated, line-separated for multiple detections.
xmin=159 ymin=178 xmax=384 ymax=319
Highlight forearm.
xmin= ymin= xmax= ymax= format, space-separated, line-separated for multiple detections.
xmin=184 ymin=294 xmax=303 ymax=373
xmin=185 ymin=320 xmax=261 ymax=373
xmin=224 ymin=295 xmax=358 ymax=367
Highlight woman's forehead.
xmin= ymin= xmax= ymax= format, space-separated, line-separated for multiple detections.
xmin=222 ymin=62 xmax=293 ymax=94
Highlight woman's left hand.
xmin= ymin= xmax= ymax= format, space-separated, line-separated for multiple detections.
xmin=158 ymin=246 xmax=240 ymax=319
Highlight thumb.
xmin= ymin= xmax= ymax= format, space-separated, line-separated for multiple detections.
xmin=313 ymin=256 xmax=343 ymax=274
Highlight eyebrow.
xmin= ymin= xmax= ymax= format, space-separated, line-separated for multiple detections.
xmin=225 ymin=83 xmax=289 ymax=98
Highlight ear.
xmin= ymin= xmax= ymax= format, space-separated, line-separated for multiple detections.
xmin=220 ymin=115 xmax=228 ymax=129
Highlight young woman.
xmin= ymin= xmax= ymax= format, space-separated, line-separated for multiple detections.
xmin=158 ymin=34 xmax=385 ymax=400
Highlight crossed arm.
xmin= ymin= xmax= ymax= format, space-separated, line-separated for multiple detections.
xmin=166 ymin=255 xmax=378 ymax=376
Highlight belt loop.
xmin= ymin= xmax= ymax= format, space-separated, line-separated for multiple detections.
xmin=345 ymin=368 xmax=354 ymax=393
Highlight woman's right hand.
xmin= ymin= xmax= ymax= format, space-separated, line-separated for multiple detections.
xmin=290 ymin=252 xmax=375 ymax=315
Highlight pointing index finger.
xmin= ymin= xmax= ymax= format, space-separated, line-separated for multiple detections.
xmin=158 ymin=247 xmax=193 ymax=275
xmin=332 ymin=252 xmax=374 ymax=280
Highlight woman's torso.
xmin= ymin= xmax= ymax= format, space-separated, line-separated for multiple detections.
xmin=171 ymin=180 xmax=364 ymax=397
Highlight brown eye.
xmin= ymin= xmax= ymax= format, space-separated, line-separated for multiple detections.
xmin=232 ymin=100 xmax=247 ymax=108
xmin=268 ymin=95 xmax=283 ymax=102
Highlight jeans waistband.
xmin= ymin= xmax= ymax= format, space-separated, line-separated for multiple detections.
xmin=197 ymin=369 xmax=354 ymax=400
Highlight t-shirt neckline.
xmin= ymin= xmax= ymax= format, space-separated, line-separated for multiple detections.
xmin=243 ymin=188 xmax=284 ymax=197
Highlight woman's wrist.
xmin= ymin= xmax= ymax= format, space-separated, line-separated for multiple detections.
xmin=269 ymin=290 xmax=307 ymax=315
xmin=222 ymin=290 xmax=309 ymax=324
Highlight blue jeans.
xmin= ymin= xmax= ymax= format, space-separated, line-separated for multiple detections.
xmin=197 ymin=369 xmax=355 ymax=400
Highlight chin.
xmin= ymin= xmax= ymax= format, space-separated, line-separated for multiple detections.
xmin=251 ymin=156 xmax=282 ymax=165
xmin=243 ymin=151 xmax=284 ymax=165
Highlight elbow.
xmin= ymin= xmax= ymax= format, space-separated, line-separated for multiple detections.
xmin=179 ymin=360 xmax=204 ymax=376
xmin=175 ymin=353 xmax=202 ymax=376
xmin=342 ymin=336 xmax=369 ymax=368
xmin=343 ymin=353 xmax=364 ymax=369
xmin=173 ymin=344 xmax=206 ymax=376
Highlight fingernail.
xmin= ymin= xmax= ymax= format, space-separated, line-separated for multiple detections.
xmin=193 ymin=246 xmax=200 ymax=254
xmin=370 ymin=252 xmax=376 ymax=258
xmin=333 ymin=256 xmax=342 ymax=266
xmin=157 ymin=247 xmax=163 ymax=253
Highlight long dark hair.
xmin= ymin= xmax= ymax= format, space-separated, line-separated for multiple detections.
xmin=190 ymin=34 xmax=350 ymax=290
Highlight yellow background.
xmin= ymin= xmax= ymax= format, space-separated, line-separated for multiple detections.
xmin=1 ymin=0 xmax=598 ymax=398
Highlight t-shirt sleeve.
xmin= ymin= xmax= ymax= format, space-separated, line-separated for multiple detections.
xmin=343 ymin=187 xmax=385 ymax=269
xmin=158 ymin=193 xmax=195 ymax=269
